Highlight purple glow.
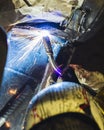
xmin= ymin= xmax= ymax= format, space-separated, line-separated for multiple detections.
xmin=55 ymin=67 xmax=62 ymax=76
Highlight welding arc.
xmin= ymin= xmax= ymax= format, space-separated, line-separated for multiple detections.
xmin=43 ymin=36 xmax=62 ymax=76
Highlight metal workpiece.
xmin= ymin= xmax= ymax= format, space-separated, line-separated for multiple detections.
xmin=0 ymin=84 xmax=34 ymax=128
xmin=0 ymin=22 xmax=68 ymax=130
xmin=0 ymin=117 xmax=6 ymax=127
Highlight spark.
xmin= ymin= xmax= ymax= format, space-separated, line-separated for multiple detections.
xmin=5 ymin=121 xmax=11 ymax=128
xmin=8 ymin=88 xmax=17 ymax=95
xmin=8 ymin=27 xmax=52 ymax=65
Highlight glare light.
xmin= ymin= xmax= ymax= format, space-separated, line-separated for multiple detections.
xmin=40 ymin=30 xmax=50 ymax=37
xmin=5 ymin=121 xmax=11 ymax=128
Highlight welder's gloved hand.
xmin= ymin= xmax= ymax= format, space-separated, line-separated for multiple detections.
xmin=0 ymin=26 xmax=8 ymax=85
xmin=70 ymin=64 xmax=104 ymax=90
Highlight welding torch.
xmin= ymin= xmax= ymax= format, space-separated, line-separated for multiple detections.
xmin=43 ymin=36 xmax=62 ymax=76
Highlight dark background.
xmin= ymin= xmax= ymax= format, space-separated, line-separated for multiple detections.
xmin=71 ymin=26 xmax=104 ymax=74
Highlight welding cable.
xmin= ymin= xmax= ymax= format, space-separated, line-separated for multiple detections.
xmin=23 ymin=0 xmax=32 ymax=6
xmin=43 ymin=36 xmax=62 ymax=76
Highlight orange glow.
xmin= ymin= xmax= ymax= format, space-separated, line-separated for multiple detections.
xmin=8 ymin=88 xmax=17 ymax=95
xmin=5 ymin=121 xmax=11 ymax=128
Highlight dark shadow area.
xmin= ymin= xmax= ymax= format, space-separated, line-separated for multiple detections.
xmin=0 ymin=27 xmax=8 ymax=85
xmin=0 ymin=0 xmax=15 ymax=12
xmin=71 ymin=25 xmax=104 ymax=74
xmin=0 ymin=0 xmax=17 ymax=28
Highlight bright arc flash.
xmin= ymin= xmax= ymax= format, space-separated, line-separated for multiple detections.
xmin=40 ymin=30 xmax=50 ymax=37
xmin=8 ymin=28 xmax=53 ymax=64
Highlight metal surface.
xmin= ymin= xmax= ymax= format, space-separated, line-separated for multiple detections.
xmin=0 ymin=22 xmax=67 ymax=130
